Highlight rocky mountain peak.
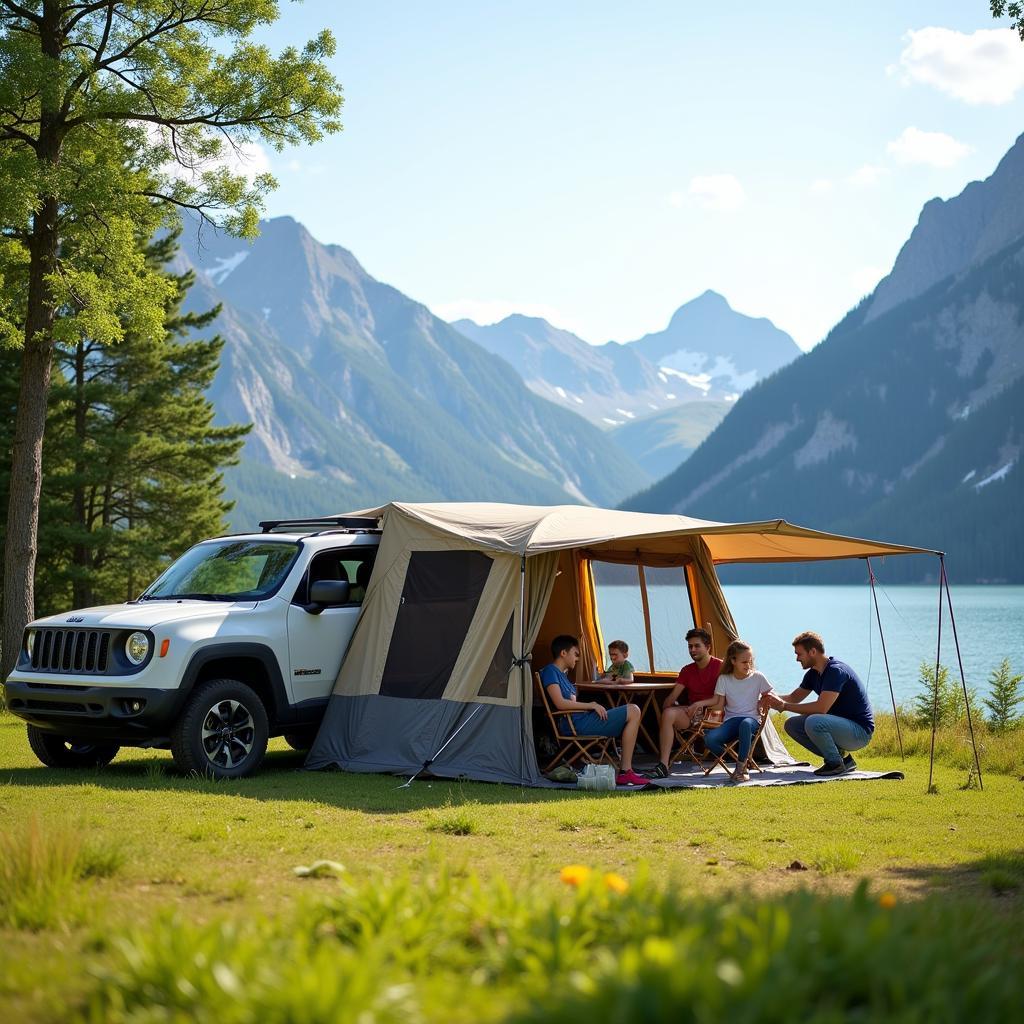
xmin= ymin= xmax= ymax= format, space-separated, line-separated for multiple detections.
xmin=866 ymin=132 xmax=1024 ymax=322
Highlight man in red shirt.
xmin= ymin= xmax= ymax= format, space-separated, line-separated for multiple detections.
xmin=648 ymin=627 xmax=723 ymax=779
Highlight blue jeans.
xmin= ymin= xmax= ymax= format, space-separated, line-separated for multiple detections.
xmin=704 ymin=716 xmax=760 ymax=764
xmin=785 ymin=714 xmax=872 ymax=765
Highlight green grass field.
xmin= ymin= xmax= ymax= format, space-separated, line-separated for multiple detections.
xmin=1 ymin=713 xmax=1022 ymax=1021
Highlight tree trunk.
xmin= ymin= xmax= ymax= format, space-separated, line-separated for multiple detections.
xmin=1 ymin=3 xmax=63 ymax=679
xmin=71 ymin=340 xmax=93 ymax=609
xmin=1 ymin=205 xmax=59 ymax=678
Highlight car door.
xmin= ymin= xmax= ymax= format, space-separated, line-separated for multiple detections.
xmin=285 ymin=547 xmax=376 ymax=705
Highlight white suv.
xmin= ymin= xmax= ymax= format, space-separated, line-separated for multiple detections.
xmin=3 ymin=516 xmax=380 ymax=779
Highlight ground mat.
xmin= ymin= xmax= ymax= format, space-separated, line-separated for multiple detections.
xmin=643 ymin=760 xmax=905 ymax=790
xmin=534 ymin=760 xmax=904 ymax=790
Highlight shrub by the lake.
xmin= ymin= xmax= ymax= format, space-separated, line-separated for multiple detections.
xmin=983 ymin=658 xmax=1024 ymax=733
xmin=855 ymin=658 xmax=1024 ymax=777
xmin=81 ymin=866 xmax=1023 ymax=1023
xmin=867 ymin=711 xmax=1024 ymax=776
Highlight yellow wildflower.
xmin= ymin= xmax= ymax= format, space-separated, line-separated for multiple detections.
xmin=603 ymin=872 xmax=629 ymax=894
xmin=559 ymin=864 xmax=592 ymax=886
xmin=878 ymin=891 xmax=897 ymax=909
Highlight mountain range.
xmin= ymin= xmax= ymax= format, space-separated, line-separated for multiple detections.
xmin=626 ymin=133 xmax=1024 ymax=583
xmin=451 ymin=291 xmax=798 ymax=478
xmin=452 ymin=290 xmax=799 ymax=426
xmin=174 ymin=219 xmax=654 ymax=528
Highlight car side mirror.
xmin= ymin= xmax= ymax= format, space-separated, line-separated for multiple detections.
xmin=307 ymin=579 xmax=350 ymax=613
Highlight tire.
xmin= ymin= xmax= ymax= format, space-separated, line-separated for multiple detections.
xmin=284 ymin=730 xmax=317 ymax=751
xmin=26 ymin=725 xmax=120 ymax=769
xmin=170 ymin=678 xmax=269 ymax=779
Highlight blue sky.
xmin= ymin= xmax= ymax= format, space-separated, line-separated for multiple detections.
xmin=248 ymin=2 xmax=1024 ymax=350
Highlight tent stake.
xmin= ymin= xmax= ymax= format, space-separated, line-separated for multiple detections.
xmin=397 ymin=705 xmax=485 ymax=789
xmin=866 ymin=558 xmax=904 ymax=760
xmin=927 ymin=557 xmax=943 ymax=793
xmin=941 ymin=556 xmax=983 ymax=790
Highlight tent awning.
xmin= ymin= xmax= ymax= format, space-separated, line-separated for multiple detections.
xmin=344 ymin=502 xmax=940 ymax=564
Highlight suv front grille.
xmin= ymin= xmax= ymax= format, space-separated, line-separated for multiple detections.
xmin=32 ymin=629 xmax=111 ymax=674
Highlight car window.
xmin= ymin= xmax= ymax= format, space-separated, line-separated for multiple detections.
xmin=293 ymin=548 xmax=377 ymax=606
xmin=143 ymin=540 xmax=300 ymax=600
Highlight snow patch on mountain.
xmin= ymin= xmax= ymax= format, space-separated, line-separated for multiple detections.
xmin=975 ymin=461 xmax=1016 ymax=488
xmin=659 ymin=365 xmax=712 ymax=394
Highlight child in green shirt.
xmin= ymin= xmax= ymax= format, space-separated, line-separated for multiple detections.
xmin=597 ymin=639 xmax=635 ymax=682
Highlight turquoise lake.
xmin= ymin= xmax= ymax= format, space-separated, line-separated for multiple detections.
xmin=593 ymin=584 xmax=1024 ymax=709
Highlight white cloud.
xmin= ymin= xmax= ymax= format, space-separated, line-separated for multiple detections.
xmin=216 ymin=140 xmax=272 ymax=184
xmin=848 ymin=164 xmax=887 ymax=187
xmin=688 ymin=174 xmax=746 ymax=211
xmin=887 ymin=126 xmax=972 ymax=167
xmin=896 ymin=27 xmax=1024 ymax=105
xmin=668 ymin=190 xmax=684 ymax=208
xmin=809 ymin=178 xmax=834 ymax=194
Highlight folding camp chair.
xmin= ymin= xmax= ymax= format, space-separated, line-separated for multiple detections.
xmin=695 ymin=707 xmax=770 ymax=777
xmin=669 ymin=709 xmax=707 ymax=766
xmin=534 ymin=672 xmax=615 ymax=773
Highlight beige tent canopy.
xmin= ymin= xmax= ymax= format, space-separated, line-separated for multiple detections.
xmin=305 ymin=502 xmax=939 ymax=786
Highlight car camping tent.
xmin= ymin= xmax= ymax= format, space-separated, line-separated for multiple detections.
xmin=305 ymin=502 xmax=938 ymax=786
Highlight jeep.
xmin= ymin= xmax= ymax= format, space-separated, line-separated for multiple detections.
xmin=3 ymin=516 xmax=380 ymax=779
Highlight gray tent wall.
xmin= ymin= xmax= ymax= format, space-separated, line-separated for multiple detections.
xmin=305 ymin=508 xmax=560 ymax=785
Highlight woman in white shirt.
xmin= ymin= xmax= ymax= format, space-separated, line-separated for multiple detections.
xmin=704 ymin=640 xmax=775 ymax=782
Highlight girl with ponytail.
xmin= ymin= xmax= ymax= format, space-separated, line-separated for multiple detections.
xmin=704 ymin=640 xmax=777 ymax=782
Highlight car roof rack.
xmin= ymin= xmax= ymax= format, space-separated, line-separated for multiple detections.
xmin=259 ymin=516 xmax=381 ymax=534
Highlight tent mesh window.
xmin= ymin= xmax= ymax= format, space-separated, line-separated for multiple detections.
xmin=477 ymin=613 xmax=515 ymax=699
xmin=380 ymin=550 xmax=493 ymax=700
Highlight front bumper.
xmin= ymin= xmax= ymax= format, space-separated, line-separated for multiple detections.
xmin=3 ymin=679 xmax=185 ymax=743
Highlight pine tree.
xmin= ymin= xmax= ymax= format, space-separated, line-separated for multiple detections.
xmin=983 ymin=658 xmax=1024 ymax=733
xmin=1 ymin=230 xmax=250 ymax=616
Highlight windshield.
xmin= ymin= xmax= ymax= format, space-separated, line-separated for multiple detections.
xmin=141 ymin=540 xmax=300 ymax=601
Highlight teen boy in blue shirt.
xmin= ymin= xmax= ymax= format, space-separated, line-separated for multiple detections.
xmin=540 ymin=634 xmax=647 ymax=787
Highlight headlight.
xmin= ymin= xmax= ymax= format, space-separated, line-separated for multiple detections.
xmin=125 ymin=631 xmax=151 ymax=665
xmin=25 ymin=629 xmax=36 ymax=658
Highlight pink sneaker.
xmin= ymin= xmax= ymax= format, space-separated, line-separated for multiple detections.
xmin=615 ymin=769 xmax=648 ymax=787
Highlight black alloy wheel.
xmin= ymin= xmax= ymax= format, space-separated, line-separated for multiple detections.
xmin=171 ymin=678 xmax=269 ymax=779
xmin=26 ymin=725 xmax=120 ymax=769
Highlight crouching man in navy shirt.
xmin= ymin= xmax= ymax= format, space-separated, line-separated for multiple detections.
xmin=763 ymin=631 xmax=874 ymax=776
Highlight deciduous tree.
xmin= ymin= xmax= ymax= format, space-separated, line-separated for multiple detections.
xmin=991 ymin=2 xmax=1024 ymax=41
xmin=0 ymin=1 xmax=342 ymax=674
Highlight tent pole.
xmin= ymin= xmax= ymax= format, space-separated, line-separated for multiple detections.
xmin=927 ymin=556 xmax=943 ymax=793
xmin=637 ymin=557 xmax=655 ymax=673
xmin=519 ymin=553 xmax=528 ymax=781
xmin=941 ymin=556 xmax=983 ymax=790
xmin=867 ymin=558 xmax=904 ymax=760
